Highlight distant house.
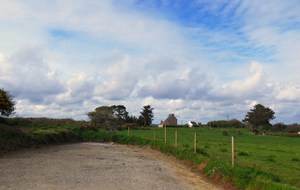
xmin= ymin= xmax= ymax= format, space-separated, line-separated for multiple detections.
xmin=188 ymin=121 xmax=198 ymax=128
xmin=158 ymin=114 xmax=178 ymax=127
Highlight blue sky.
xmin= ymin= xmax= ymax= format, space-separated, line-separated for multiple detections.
xmin=0 ymin=0 xmax=300 ymax=124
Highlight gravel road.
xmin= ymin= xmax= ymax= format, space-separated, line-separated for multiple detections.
xmin=0 ymin=143 xmax=222 ymax=190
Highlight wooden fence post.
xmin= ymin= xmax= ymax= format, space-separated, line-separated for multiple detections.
xmin=175 ymin=129 xmax=178 ymax=148
xmin=232 ymin=136 xmax=235 ymax=167
xmin=128 ymin=126 xmax=130 ymax=136
xmin=164 ymin=125 xmax=167 ymax=144
xmin=194 ymin=130 xmax=197 ymax=154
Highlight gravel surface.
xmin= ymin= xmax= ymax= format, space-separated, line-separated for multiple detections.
xmin=0 ymin=143 xmax=222 ymax=190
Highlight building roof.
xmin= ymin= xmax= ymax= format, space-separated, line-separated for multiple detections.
xmin=163 ymin=114 xmax=177 ymax=126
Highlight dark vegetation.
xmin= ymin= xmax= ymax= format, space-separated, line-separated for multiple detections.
xmin=243 ymin=104 xmax=275 ymax=134
xmin=0 ymin=88 xmax=15 ymax=118
xmin=87 ymin=104 xmax=154 ymax=131
xmin=207 ymin=119 xmax=245 ymax=128
xmin=0 ymin=118 xmax=82 ymax=154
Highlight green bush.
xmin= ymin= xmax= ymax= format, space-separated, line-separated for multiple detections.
xmin=266 ymin=132 xmax=300 ymax=138
xmin=0 ymin=125 xmax=33 ymax=152
xmin=238 ymin=151 xmax=250 ymax=157
xmin=263 ymin=155 xmax=276 ymax=163
xmin=291 ymin=158 xmax=300 ymax=162
xmin=222 ymin=130 xmax=229 ymax=136
xmin=30 ymin=128 xmax=79 ymax=144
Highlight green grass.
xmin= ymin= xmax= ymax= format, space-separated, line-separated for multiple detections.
xmin=116 ymin=127 xmax=300 ymax=189
xmin=0 ymin=124 xmax=80 ymax=153
xmin=2 ymin=123 xmax=299 ymax=190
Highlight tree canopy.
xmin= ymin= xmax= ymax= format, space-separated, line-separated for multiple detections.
xmin=140 ymin=105 xmax=154 ymax=126
xmin=87 ymin=105 xmax=130 ymax=130
xmin=243 ymin=104 xmax=275 ymax=132
xmin=0 ymin=89 xmax=16 ymax=118
xmin=112 ymin=105 xmax=129 ymax=126
xmin=207 ymin=119 xmax=244 ymax=128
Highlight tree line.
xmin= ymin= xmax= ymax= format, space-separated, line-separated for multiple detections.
xmin=87 ymin=105 xmax=154 ymax=130
xmin=1 ymin=88 xmax=299 ymax=134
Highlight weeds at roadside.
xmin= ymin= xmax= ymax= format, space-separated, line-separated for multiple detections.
xmin=291 ymin=158 xmax=300 ymax=162
xmin=220 ymin=148 xmax=228 ymax=152
xmin=238 ymin=151 xmax=250 ymax=157
xmin=263 ymin=155 xmax=276 ymax=163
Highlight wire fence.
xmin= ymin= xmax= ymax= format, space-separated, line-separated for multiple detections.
xmin=127 ymin=126 xmax=236 ymax=167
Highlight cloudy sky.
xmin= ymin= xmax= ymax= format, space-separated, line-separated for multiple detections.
xmin=1 ymin=0 xmax=300 ymax=124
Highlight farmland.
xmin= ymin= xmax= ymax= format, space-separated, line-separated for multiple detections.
xmin=117 ymin=127 xmax=300 ymax=189
xmin=1 ymin=121 xmax=299 ymax=190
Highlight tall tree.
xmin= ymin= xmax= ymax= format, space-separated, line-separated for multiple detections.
xmin=87 ymin=105 xmax=129 ymax=130
xmin=140 ymin=105 xmax=154 ymax=126
xmin=243 ymin=104 xmax=275 ymax=132
xmin=112 ymin=105 xmax=128 ymax=126
xmin=87 ymin=106 xmax=116 ymax=130
xmin=0 ymin=88 xmax=16 ymax=118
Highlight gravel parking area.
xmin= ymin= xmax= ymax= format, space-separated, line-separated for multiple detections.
xmin=0 ymin=143 xmax=222 ymax=190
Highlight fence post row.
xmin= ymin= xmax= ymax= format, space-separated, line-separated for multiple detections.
xmin=232 ymin=136 xmax=235 ymax=167
xmin=194 ymin=130 xmax=197 ymax=154
xmin=149 ymin=127 xmax=236 ymax=167
xmin=175 ymin=130 xmax=178 ymax=148
xmin=164 ymin=125 xmax=167 ymax=144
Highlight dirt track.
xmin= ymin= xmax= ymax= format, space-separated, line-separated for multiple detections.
xmin=0 ymin=143 xmax=222 ymax=190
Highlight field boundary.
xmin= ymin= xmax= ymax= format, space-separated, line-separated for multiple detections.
xmin=1 ymin=125 xmax=299 ymax=190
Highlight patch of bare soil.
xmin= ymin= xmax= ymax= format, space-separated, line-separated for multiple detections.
xmin=0 ymin=143 xmax=223 ymax=190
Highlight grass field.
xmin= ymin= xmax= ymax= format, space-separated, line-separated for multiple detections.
xmin=2 ymin=121 xmax=299 ymax=189
xmin=117 ymin=127 xmax=300 ymax=189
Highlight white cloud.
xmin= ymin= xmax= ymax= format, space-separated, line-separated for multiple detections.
xmin=239 ymin=0 xmax=300 ymax=81
xmin=276 ymin=84 xmax=300 ymax=102
xmin=138 ymin=67 xmax=211 ymax=100
xmin=55 ymin=73 xmax=94 ymax=105
xmin=94 ymin=54 xmax=144 ymax=100
xmin=0 ymin=52 xmax=6 ymax=62
xmin=0 ymin=1 xmax=299 ymax=123
xmin=0 ymin=48 xmax=65 ymax=103
xmin=219 ymin=62 xmax=268 ymax=98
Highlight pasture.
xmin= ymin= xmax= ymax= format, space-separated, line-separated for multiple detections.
xmin=1 ymin=120 xmax=299 ymax=189
xmin=117 ymin=127 xmax=300 ymax=189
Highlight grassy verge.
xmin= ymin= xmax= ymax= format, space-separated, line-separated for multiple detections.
xmin=116 ymin=127 xmax=300 ymax=189
xmin=0 ymin=124 xmax=32 ymax=152
xmin=1 ymin=124 xmax=299 ymax=190
xmin=78 ymin=128 xmax=299 ymax=190
xmin=0 ymin=124 xmax=80 ymax=154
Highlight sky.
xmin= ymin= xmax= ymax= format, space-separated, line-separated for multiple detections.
xmin=1 ymin=0 xmax=300 ymax=124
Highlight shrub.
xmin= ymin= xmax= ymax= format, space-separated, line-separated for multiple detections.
xmin=207 ymin=119 xmax=245 ymax=128
xmin=220 ymin=148 xmax=227 ymax=152
xmin=238 ymin=151 xmax=250 ymax=157
xmin=291 ymin=158 xmax=300 ymax=162
xmin=266 ymin=132 xmax=300 ymax=138
xmin=196 ymin=147 xmax=210 ymax=157
xmin=285 ymin=125 xmax=300 ymax=133
xmin=0 ymin=125 xmax=32 ymax=152
xmin=222 ymin=130 xmax=229 ymax=136
xmin=263 ymin=155 xmax=276 ymax=163
xmin=237 ymin=130 xmax=242 ymax=135
xmin=273 ymin=123 xmax=287 ymax=131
